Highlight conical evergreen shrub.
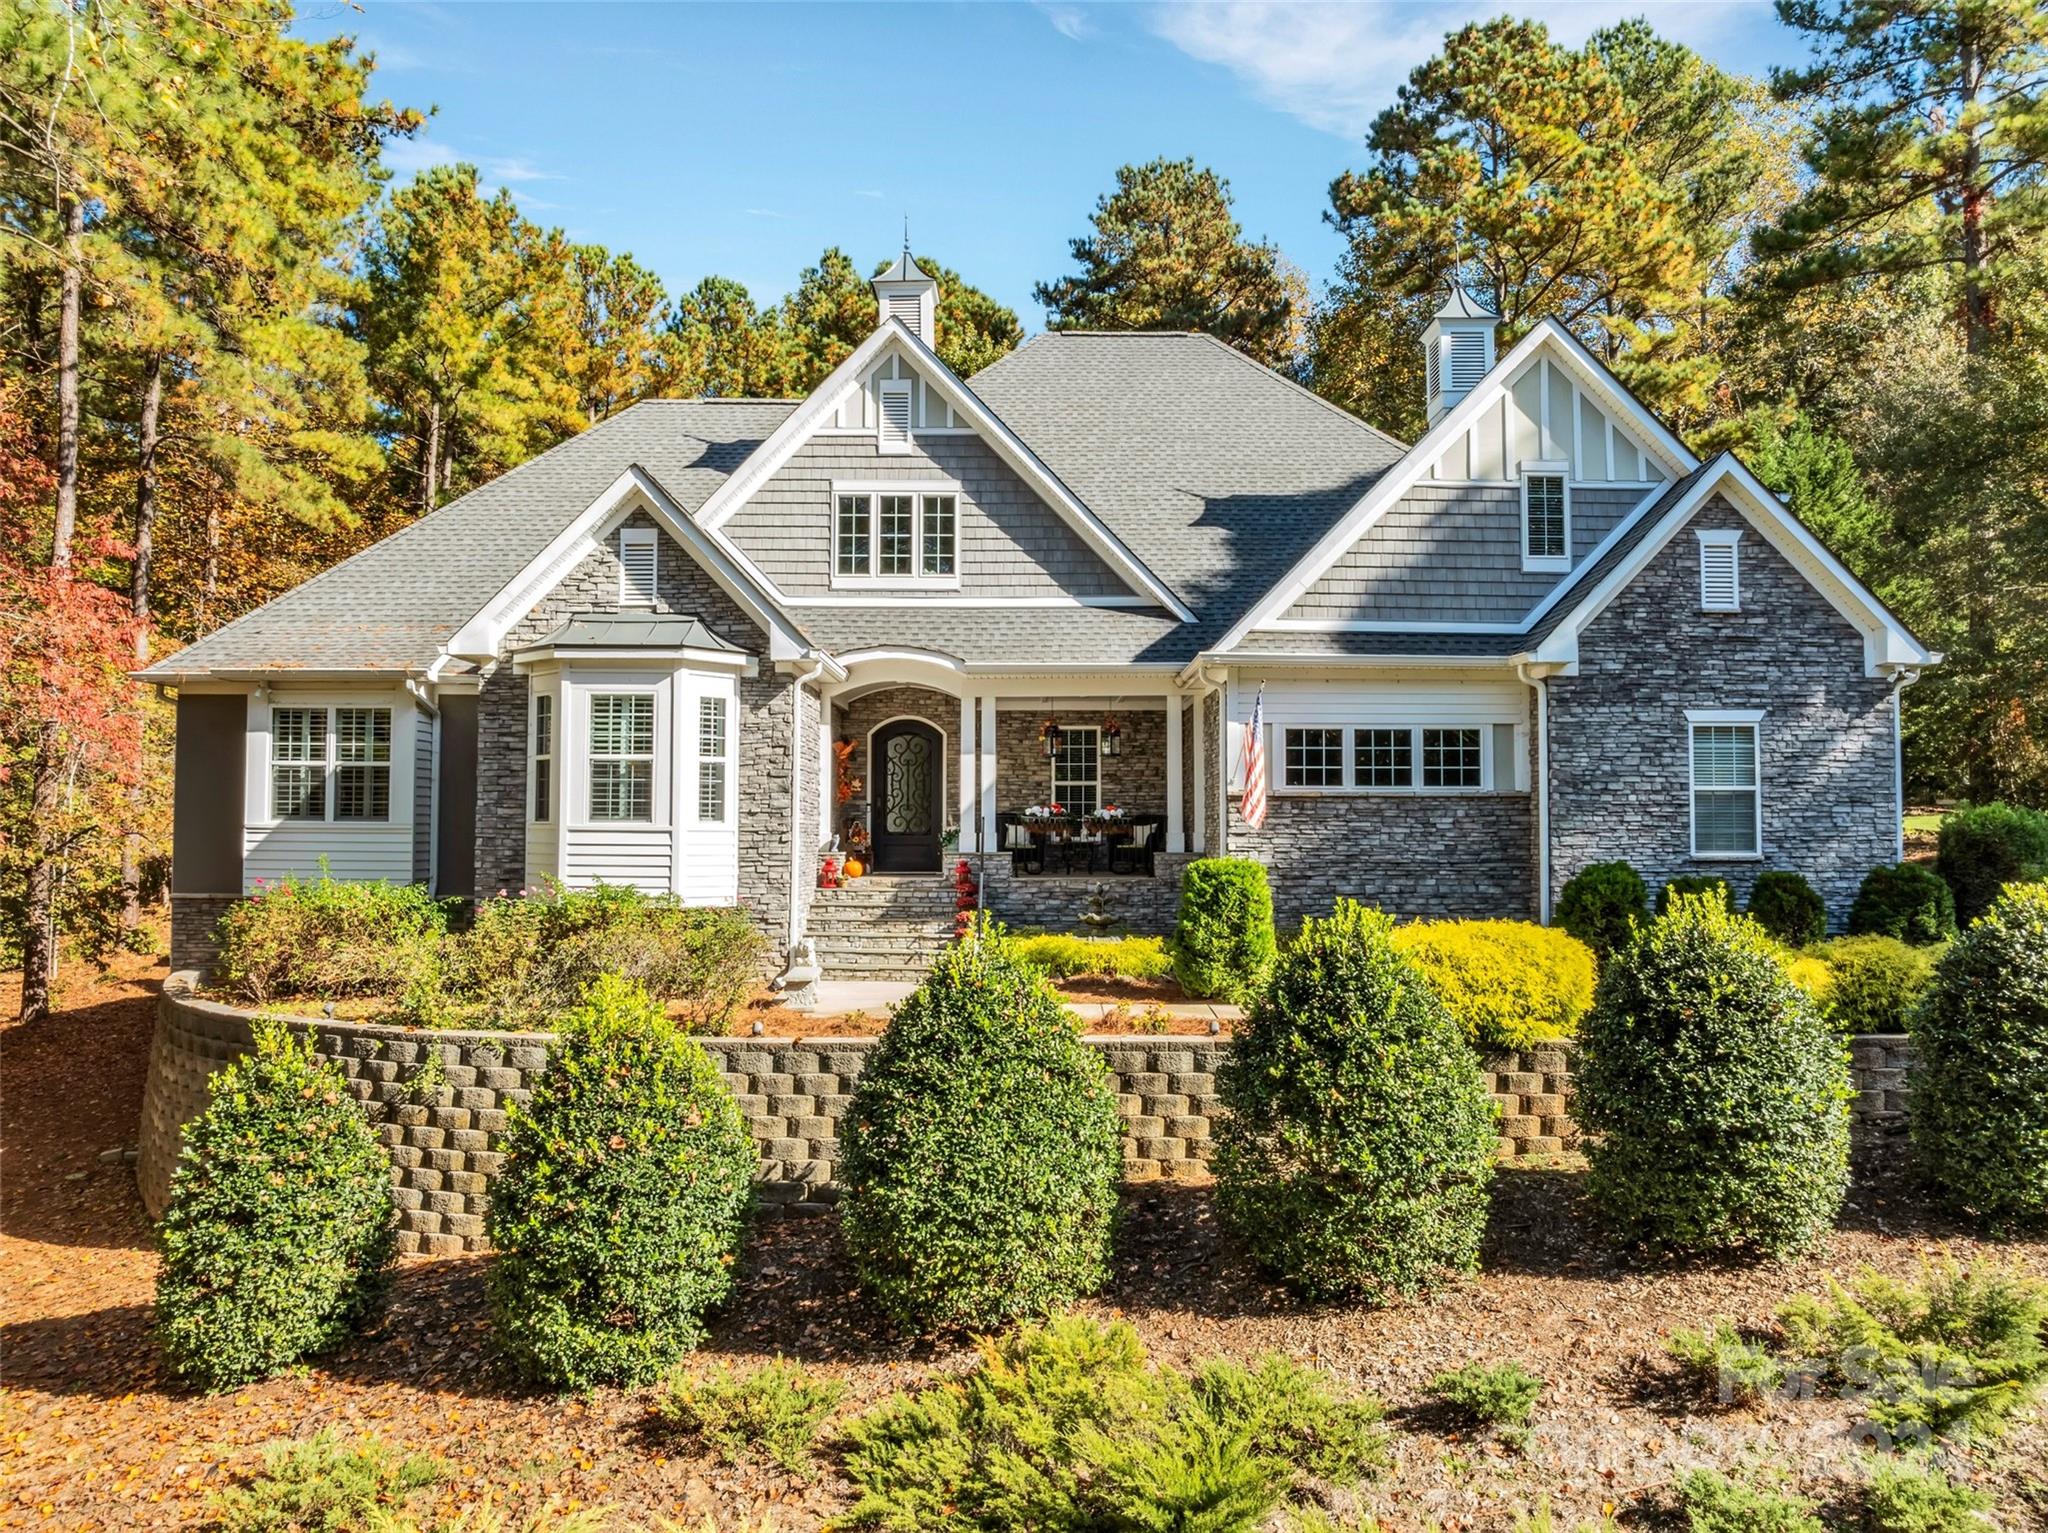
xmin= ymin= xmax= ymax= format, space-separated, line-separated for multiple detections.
xmin=1577 ymin=894 xmax=1851 ymax=1256
xmin=839 ymin=917 xmax=1123 ymax=1332
xmin=1214 ymin=899 xmax=1497 ymax=1303
xmin=155 ymin=1022 xmax=396 ymax=1389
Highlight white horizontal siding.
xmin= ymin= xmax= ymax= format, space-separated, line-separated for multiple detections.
xmin=676 ymin=829 xmax=739 ymax=905
xmin=524 ymin=824 xmax=559 ymax=889
xmin=562 ymin=825 xmax=674 ymax=894
xmin=244 ymin=825 xmax=413 ymax=890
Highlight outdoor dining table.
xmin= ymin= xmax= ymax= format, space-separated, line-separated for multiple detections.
xmin=1019 ymin=816 xmax=1133 ymax=874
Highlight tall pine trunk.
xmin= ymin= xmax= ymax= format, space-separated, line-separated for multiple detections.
xmin=420 ymin=398 xmax=440 ymax=516
xmin=118 ymin=352 xmax=166 ymax=940
xmin=21 ymin=197 xmax=86 ymax=1022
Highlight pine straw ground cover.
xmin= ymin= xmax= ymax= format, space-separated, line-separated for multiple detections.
xmin=4 ymin=950 xmax=2048 ymax=1531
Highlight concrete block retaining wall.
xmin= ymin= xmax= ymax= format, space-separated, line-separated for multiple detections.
xmin=139 ymin=977 xmax=1917 ymax=1256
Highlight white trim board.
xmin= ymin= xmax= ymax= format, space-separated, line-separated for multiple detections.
xmin=1212 ymin=319 xmax=1700 ymax=654
xmin=694 ymin=318 xmax=1193 ymax=622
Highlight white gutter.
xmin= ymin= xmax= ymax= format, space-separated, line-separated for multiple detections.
xmin=1887 ymin=666 xmax=1924 ymax=863
xmin=1517 ymin=662 xmax=1553 ymax=925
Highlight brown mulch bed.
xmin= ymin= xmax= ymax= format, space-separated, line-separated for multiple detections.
xmin=5 ymin=953 xmax=2047 ymax=1530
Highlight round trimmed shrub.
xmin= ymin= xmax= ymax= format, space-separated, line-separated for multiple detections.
xmin=1389 ymin=918 xmax=1595 ymax=1050
xmin=1172 ymin=857 xmax=1278 ymax=1001
xmin=1655 ymin=874 xmax=1732 ymax=915
xmin=487 ymin=974 xmax=754 ymax=1387
xmin=1909 ymin=881 xmax=2048 ymax=1228
xmin=1814 ymin=935 xmax=1937 ymax=1035
xmin=1747 ymin=870 xmax=1827 ymax=947
xmin=1215 ymin=900 xmax=1497 ymax=1303
xmin=155 ymin=1023 xmax=396 ymax=1390
xmin=1848 ymin=862 xmax=1957 ymax=945
xmin=1556 ymin=861 xmax=1647 ymax=959
xmin=1576 ymin=893 xmax=1851 ymax=1257
xmin=1935 ymin=803 xmax=2048 ymax=927
xmin=839 ymin=919 xmax=1123 ymax=1331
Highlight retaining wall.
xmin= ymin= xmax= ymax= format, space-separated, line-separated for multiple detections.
xmin=139 ymin=977 xmax=1915 ymax=1256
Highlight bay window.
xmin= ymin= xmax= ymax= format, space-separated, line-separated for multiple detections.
xmin=589 ymin=693 xmax=655 ymax=822
xmin=697 ymin=695 xmax=729 ymax=823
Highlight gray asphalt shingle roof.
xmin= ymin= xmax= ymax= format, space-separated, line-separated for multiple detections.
xmin=138 ymin=400 xmax=795 ymax=677
xmin=791 ymin=605 xmax=1191 ymax=667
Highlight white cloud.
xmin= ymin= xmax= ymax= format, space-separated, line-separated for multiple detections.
xmin=381 ymin=137 xmax=560 ymax=195
xmin=745 ymin=207 xmax=792 ymax=220
xmin=1150 ymin=1 xmax=1768 ymax=140
xmin=1037 ymin=2 xmax=1096 ymax=41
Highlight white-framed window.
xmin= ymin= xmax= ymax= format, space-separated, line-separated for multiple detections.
xmin=589 ymin=692 xmax=655 ymax=822
xmin=1521 ymin=462 xmax=1570 ymax=571
xmin=832 ymin=487 xmax=960 ymax=585
xmin=531 ymin=693 xmax=553 ymax=824
xmin=1271 ymin=722 xmax=1518 ymax=794
xmin=271 ymin=705 xmax=390 ymax=822
xmin=696 ymin=695 xmax=729 ymax=823
xmin=1051 ymin=724 xmax=1100 ymax=818
xmin=1697 ymin=528 xmax=1742 ymax=611
xmin=1687 ymin=709 xmax=1762 ymax=857
xmin=618 ymin=526 xmax=658 ymax=606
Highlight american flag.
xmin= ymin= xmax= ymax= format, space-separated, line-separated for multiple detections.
xmin=1238 ymin=684 xmax=1268 ymax=830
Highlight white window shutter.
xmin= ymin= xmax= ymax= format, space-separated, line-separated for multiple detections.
xmin=1698 ymin=534 xmax=1740 ymax=611
xmin=878 ymin=380 xmax=914 ymax=453
xmin=619 ymin=528 xmax=658 ymax=605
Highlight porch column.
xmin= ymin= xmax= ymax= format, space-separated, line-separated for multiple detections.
xmin=979 ymin=694 xmax=998 ymax=852
xmin=1165 ymin=695 xmax=1186 ymax=853
xmin=1192 ymin=689 xmax=1207 ymax=855
xmin=817 ymin=690 xmax=835 ymax=850
xmin=957 ymin=691 xmax=979 ymax=853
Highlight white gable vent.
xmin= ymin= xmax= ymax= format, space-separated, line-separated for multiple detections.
xmin=885 ymin=291 xmax=923 ymax=336
xmin=619 ymin=526 xmax=659 ymax=605
xmin=878 ymin=378 xmax=914 ymax=454
xmin=1697 ymin=528 xmax=1742 ymax=611
xmin=1447 ymin=330 xmax=1488 ymax=391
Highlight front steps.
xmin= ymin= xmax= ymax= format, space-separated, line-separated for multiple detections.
xmin=807 ymin=874 xmax=958 ymax=981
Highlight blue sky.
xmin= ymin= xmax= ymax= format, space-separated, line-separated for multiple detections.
xmin=295 ymin=1 xmax=1807 ymax=326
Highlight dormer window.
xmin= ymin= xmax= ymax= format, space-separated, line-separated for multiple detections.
xmin=618 ymin=526 xmax=658 ymax=605
xmin=1697 ymin=528 xmax=1742 ymax=611
xmin=834 ymin=485 xmax=960 ymax=586
xmin=1520 ymin=463 xmax=1570 ymax=572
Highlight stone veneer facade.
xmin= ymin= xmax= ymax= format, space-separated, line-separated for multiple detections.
xmin=140 ymin=978 xmax=1914 ymax=1256
xmin=1545 ymin=497 xmax=1899 ymax=925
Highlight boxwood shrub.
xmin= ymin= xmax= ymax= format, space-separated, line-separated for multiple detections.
xmin=1813 ymin=935 xmax=1938 ymax=1035
xmin=1555 ymin=861 xmax=1647 ymax=960
xmin=838 ymin=919 xmax=1123 ymax=1331
xmin=1935 ymin=803 xmax=2048 ymax=927
xmin=1171 ymin=857 xmax=1278 ymax=1001
xmin=1747 ymin=870 xmax=1827 ymax=947
xmin=1655 ymin=874 xmax=1732 ymax=914
xmin=155 ymin=1023 xmax=396 ymax=1390
xmin=1215 ymin=899 xmax=1497 ymax=1304
xmin=1848 ymin=862 xmax=1958 ymax=945
xmin=214 ymin=870 xmax=449 ymax=1004
xmin=486 ymin=974 xmax=755 ymax=1387
xmin=1909 ymin=881 xmax=2048 ymax=1228
xmin=1576 ymin=894 xmax=1851 ymax=1257
xmin=1388 ymin=919 xmax=1595 ymax=1050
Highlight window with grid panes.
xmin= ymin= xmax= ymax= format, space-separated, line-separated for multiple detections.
xmin=1421 ymin=727 xmax=1483 ymax=788
xmin=589 ymin=693 xmax=655 ymax=821
xmin=921 ymin=494 xmax=956 ymax=576
xmin=1283 ymin=727 xmax=1346 ymax=788
xmin=531 ymin=694 xmax=553 ymax=823
xmin=836 ymin=494 xmax=871 ymax=577
xmin=877 ymin=494 xmax=915 ymax=576
xmin=1050 ymin=725 xmax=1099 ymax=818
xmin=1354 ymin=727 xmax=1413 ymax=788
xmin=697 ymin=695 xmax=728 ymax=822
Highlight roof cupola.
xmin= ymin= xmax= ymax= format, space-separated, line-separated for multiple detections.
xmin=1423 ymin=285 xmax=1498 ymax=424
xmin=871 ymin=234 xmax=938 ymax=345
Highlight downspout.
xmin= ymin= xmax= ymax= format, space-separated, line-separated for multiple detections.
xmin=1889 ymin=667 xmax=1923 ymax=864
xmin=1516 ymin=662 xmax=1551 ymax=925
xmin=773 ymin=653 xmax=831 ymax=989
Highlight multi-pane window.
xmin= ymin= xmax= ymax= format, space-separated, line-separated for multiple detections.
xmin=1523 ymin=471 xmax=1567 ymax=564
xmin=1283 ymin=727 xmax=1346 ymax=788
xmin=1354 ymin=727 xmax=1413 ymax=788
xmin=531 ymin=694 xmax=553 ymax=824
xmin=334 ymin=708 xmax=392 ymax=820
xmin=1421 ymin=728 xmax=1483 ymax=789
xmin=1691 ymin=722 xmax=1760 ymax=855
xmin=697 ymin=695 xmax=729 ymax=823
xmin=878 ymin=494 xmax=915 ymax=577
xmin=921 ymin=494 xmax=956 ymax=576
xmin=833 ymin=489 xmax=959 ymax=581
xmin=1051 ymin=725 xmax=1100 ymax=819
xmin=835 ymin=494 xmax=871 ymax=577
xmin=272 ymin=708 xmax=328 ymax=820
xmin=589 ymin=693 xmax=655 ymax=822
xmin=271 ymin=706 xmax=392 ymax=823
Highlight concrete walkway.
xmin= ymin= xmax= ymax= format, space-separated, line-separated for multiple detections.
xmin=803 ymin=977 xmax=1242 ymax=1027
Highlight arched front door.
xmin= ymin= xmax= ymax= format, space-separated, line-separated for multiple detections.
xmin=871 ymin=719 xmax=943 ymax=873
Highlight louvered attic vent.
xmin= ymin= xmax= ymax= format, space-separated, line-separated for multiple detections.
xmin=1447 ymin=331 xmax=1487 ymax=390
xmin=619 ymin=527 xmax=658 ymax=605
xmin=885 ymin=291 xmax=923 ymax=335
xmin=1697 ymin=532 xmax=1741 ymax=611
xmin=878 ymin=379 xmax=914 ymax=454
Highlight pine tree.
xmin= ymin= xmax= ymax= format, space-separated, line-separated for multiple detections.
xmin=666 ymin=276 xmax=792 ymax=398
xmin=567 ymin=245 xmax=680 ymax=423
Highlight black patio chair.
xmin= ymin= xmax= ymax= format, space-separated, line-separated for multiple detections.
xmin=1109 ymin=816 xmax=1163 ymax=877
xmin=999 ymin=814 xmax=1043 ymax=875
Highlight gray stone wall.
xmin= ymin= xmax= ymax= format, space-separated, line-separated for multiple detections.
xmin=1229 ymin=792 xmax=1538 ymax=929
xmin=168 ymin=894 xmax=241 ymax=973
xmin=1546 ymin=497 xmax=1899 ymax=924
xmin=138 ymin=981 xmax=1918 ymax=1255
xmin=980 ymin=854 xmax=1191 ymax=935
xmin=992 ymin=706 xmax=1169 ymax=816
xmin=833 ymin=686 xmax=957 ymax=846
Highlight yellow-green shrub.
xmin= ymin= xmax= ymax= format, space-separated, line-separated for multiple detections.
xmin=1005 ymin=932 xmax=1172 ymax=981
xmin=1390 ymin=920 xmax=1596 ymax=1050
xmin=1772 ymin=945 xmax=1837 ymax=1012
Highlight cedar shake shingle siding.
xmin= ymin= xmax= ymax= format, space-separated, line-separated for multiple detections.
xmin=722 ymin=434 xmax=1131 ymax=599
xmin=1545 ymin=497 xmax=1898 ymax=925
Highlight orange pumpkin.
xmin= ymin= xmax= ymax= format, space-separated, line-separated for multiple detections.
xmin=844 ymin=857 xmax=866 ymax=879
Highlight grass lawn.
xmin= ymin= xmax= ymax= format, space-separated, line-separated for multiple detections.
xmin=1903 ymin=812 xmax=1945 ymax=836
xmin=5 ymin=949 xmax=2046 ymax=1531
